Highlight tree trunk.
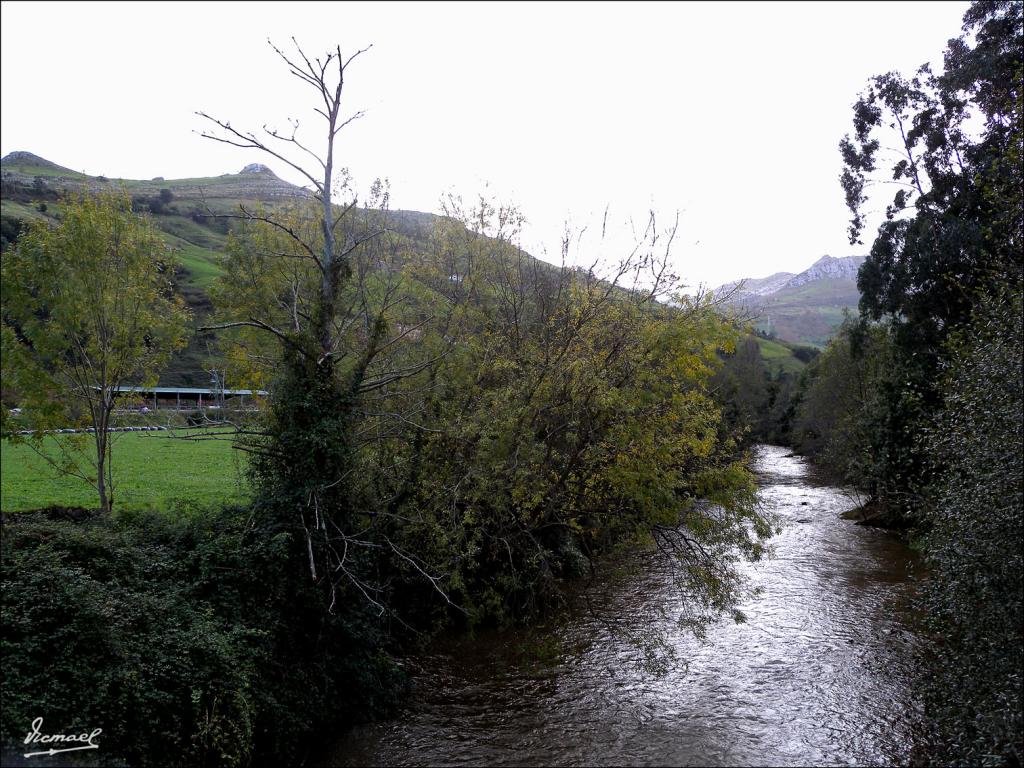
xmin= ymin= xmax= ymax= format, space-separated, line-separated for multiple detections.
xmin=94 ymin=399 xmax=113 ymax=513
xmin=95 ymin=432 xmax=109 ymax=512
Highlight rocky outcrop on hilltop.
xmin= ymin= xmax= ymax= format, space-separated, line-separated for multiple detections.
xmin=717 ymin=271 xmax=796 ymax=299
xmin=715 ymin=255 xmax=866 ymax=299
xmin=1 ymin=151 xmax=310 ymax=202
xmin=2 ymin=151 xmax=67 ymax=169
xmin=784 ymin=255 xmax=865 ymax=289
xmin=1 ymin=151 xmax=84 ymax=178
xmin=240 ymin=163 xmax=275 ymax=175
xmin=711 ymin=254 xmax=867 ymax=347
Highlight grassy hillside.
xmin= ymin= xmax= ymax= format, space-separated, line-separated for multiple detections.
xmin=752 ymin=334 xmax=814 ymax=374
xmin=0 ymin=151 xmax=89 ymax=179
xmin=3 ymin=151 xmax=810 ymax=381
xmin=0 ymin=153 xmax=541 ymax=386
xmin=737 ymin=278 xmax=860 ymax=348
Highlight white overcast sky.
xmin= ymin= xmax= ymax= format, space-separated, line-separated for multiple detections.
xmin=1 ymin=1 xmax=969 ymax=288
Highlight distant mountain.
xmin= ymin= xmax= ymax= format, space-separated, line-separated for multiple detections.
xmin=785 ymin=254 xmax=865 ymax=288
xmin=1 ymin=150 xmax=312 ymax=201
xmin=714 ymin=255 xmax=865 ymax=347
xmin=715 ymin=271 xmax=795 ymax=299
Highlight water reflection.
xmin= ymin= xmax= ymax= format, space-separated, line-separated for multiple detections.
xmin=324 ymin=446 xmax=921 ymax=767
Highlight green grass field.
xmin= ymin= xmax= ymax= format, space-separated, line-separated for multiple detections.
xmin=161 ymin=231 xmax=225 ymax=289
xmin=0 ymin=429 xmax=249 ymax=512
xmin=753 ymin=335 xmax=808 ymax=374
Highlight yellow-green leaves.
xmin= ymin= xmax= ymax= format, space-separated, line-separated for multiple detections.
xmin=1 ymin=190 xmax=190 ymax=507
xmin=3 ymin=189 xmax=190 ymax=388
xmin=371 ymin=198 xmax=771 ymax=627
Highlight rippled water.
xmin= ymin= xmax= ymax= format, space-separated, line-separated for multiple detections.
xmin=323 ymin=445 xmax=922 ymax=767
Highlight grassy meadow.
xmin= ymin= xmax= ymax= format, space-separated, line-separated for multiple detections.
xmin=752 ymin=335 xmax=810 ymax=374
xmin=0 ymin=429 xmax=249 ymax=512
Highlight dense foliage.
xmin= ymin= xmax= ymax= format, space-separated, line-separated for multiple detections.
xmin=214 ymin=191 xmax=775 ymax=635
xmin=370 ymin=202 xmax=773 ymax=632
xmin=1 ymin=190 xmax=190 ymax=511
xmin=0 ymin=506 xmax=400 ymax=767
xmin=823 ymin=2 xmax=1023 ymax=762
xmin=792 ymin=319 xmax=902 ymax=498
xmin=838 ymin=0 xmax=1022 ymax=522
xmin=710 ymin=336 xmax=808 ymax=448
xmin=918 ymin=287 xmax=1023 ymax=765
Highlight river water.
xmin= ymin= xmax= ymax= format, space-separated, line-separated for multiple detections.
xmin=323 ymin=445 xmax=922 ymax=767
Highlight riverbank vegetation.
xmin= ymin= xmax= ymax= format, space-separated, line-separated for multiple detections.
xmin=1 ymin=41 xmax=774 ymax=766
xmin=791 ymin=2 xmax=1022 ymax=762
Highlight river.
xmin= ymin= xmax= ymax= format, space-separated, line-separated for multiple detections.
xmin=323 ymin=445 xmax=922 ymax=767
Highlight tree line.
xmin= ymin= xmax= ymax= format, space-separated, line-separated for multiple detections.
xmin=792 ymin=2 xmax=1021 ymax=762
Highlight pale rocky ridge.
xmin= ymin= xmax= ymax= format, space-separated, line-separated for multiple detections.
xmin=716 ymin=271 xmax=795 ymax=298
xmin=716 ymin=254 xmax=866 ymax=299
xmin=784 ymin=254 xmax=866 ymax=289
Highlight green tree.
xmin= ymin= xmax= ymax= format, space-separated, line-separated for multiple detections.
xmin=793 ymin=317 xmax=899 ymax=499
xmin=710 ymin=336 xmax=769 ymax=444
xmin=919 ymin=286 xmax=1023 ymax=764
xmin=196 ymin=44 xmax=436 ymax=736
xmin=196 ymin=40 xmax=436 ymax=618
xmin=380 ymin=196 xmax=773 ymax=638
xmin=838 ymin=0 xmax=1022 ymax=519
xmin=1 ymin=190 xmax=190 ymax=511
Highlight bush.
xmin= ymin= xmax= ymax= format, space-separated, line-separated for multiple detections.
xmin=0 ymin=505 xmax=401 ymax=766
xmin=1 ymin=508 xmax=262 ymax=765
xmin=0 ymin=215 xmax=24 ymax=251
xmin=789 ymin=345 xmax=819 ymax=364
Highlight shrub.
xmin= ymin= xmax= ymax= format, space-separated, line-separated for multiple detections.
xmin=0 ymin=505 xmax=401 ymax=766
xmin=1 ymin=509 xmax=262 ymax=765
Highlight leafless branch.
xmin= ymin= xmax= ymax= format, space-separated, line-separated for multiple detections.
xmin=195 ymin=111 xmax=324 ymax=192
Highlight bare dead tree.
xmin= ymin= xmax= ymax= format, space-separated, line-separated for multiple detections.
xmin=197 ymin=38 xmax=374 ymax=362
xmin=193 ymin=40 xmax=467 ymax=623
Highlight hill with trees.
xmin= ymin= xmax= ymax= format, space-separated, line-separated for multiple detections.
xmin=3 ymin=152 xmax=813 ymax=382
xmin=1 ymin=152 xmax=503 ymax=386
